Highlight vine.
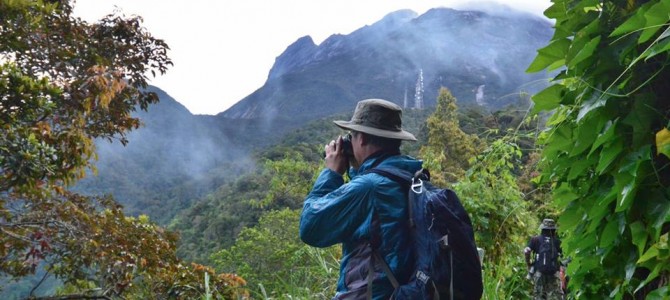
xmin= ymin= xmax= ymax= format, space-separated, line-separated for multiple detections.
xmin=528 ymin=0 xmax=670 ymax=298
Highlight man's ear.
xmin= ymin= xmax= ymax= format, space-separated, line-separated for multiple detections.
xmin=359 ymin=132 xmax=370 ymax=146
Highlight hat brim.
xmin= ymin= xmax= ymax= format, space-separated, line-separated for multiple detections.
xmin=540 ymin=225 xmax=557 ymax=230
xmin=334 ymin=120 xmax=417 ymax=141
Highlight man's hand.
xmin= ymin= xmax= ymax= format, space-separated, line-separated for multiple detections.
xmin=324 ymin=136 xmax=350 ymax=175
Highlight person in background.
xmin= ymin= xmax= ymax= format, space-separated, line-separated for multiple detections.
xmin=524 ymin=218 xmax=564 ymax=300
xmin=299 ymin=98 xmax=420 ymax=299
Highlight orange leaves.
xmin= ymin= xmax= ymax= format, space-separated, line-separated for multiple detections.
xmin=1 ymin=191 xmax=248 ymax=298
xmin=80 ymin=65 xmax=127 ymax=111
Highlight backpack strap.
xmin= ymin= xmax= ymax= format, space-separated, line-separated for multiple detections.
xmin=364 ymin=167 xmax=431 ymax=300
xmin=366 ymin=167 xmax=429 ymax=228
xmin=366 ymin=212 xmax=400 ymax=300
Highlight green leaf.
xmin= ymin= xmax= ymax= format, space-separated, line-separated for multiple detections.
xmin=576 ymin=92 xmax=607 ymax=122
xmin=645 ymin=286 xmax=670 ymax=300
xmin=630 ymin=221 xmax=648 ymax=256
xmin=648 ymin=198 xmax=670 ymax=239
xmin=526 ymin=38 xmax=571 ymax=73
xmin=596 ymin=137 xmax=623 ymax=174
xmin=616 ymin=180 xmax=637 ymax=212
xmin=531 ymin=84 xmax=565 ymax=113
xmin=571 ymin=116 xmax=601 ymax=157
xmin=554 ymin=183 xmax=580 ymax=206
xmin=542 ymin=122 xmax=573 ymax=159
xmin=587 ymin=192 xmax=615 ymax=234
xmin=600 ymin=218 xmax=619 ymax=248
xmin=610 ymin=2 xmax=652 ymax=37
xmin=638 ymin=1 xmax=670 ymax=43
xmin=624 ymin=259 xmax=636 ymax=283
xmin=643 ymin=34 xmax=670 ymax=61
xmin=568 ymin=36 xmax=601 ymax=68
xmin=544 ymin=2 xmax=565 ymax=19
xmin=568 ymin=154 xmax=596 ymax=180
xmin=589 ymin=119 xmax=617 ymax=157
xmin=655 ymin=127 xmax=670 ymax=158
xmin=638 ymin=245 xmax=659 ymax=263
xmin=559 ymin=203 xmax=584 ymax=232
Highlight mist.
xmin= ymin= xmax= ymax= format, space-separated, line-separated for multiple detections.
xmin=75 ymin=87 xmax=255 ymax=224
xmin=222 ymin=5 xmax=553 ymax=132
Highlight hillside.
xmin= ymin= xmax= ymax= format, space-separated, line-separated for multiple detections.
xmin=77 ymin=7 xmax=553 ymax=224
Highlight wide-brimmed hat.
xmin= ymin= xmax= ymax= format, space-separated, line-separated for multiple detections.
xmin=539 ymin=219 xmax=557 ymax=230
xmin=334 ymin=99 xmax=417 ymax=141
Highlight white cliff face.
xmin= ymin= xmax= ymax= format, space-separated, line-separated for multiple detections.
xmin=476 ymin=84 xmax=486 ymax=105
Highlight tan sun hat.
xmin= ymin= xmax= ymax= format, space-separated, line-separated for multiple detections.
xmin=333 ymin=98 xmax=417 ymax=141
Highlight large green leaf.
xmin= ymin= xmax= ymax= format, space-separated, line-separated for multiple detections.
xmin=559 ymin=203 xmax=584 ymax=232
xmin=571 ymin=115 xmax=602 ymax=157
xmin=599 ymin=217 xmax=620 ymax=247
xmin=643 ymin=27 xmax=670 ymax=61
xmin=531 ymin=84 xmax=565 ymax=113
xmin=616 ymin=180 xmax=637 ymax=212
xmin=596 ymin=137 xmax=623 ymax=174
xmin=543 ymin=1 xmax=565 ymax=19
xmin=645 ymin=286 xmax=670 ymax=300
xmin=638 ymin=0 xmax=670 ymax=43
xmin=638 ymin=245 xmax=659 ymax=263
xmin=568 ymin=154 xmax=597 ymax=180
xmin=648 ymin=198 xmax=670 ymax=239
xmin=554 ymin=183 xmax=580 ymax=206
xmin=576 ymin=92 xmax=607 ymax=122
xmin=613 ymin=148 xmax=650 ymax=212
xmin=589 ymin=119 xmax=618 ymax=157
xmin=526 ymin=38 xmax=571 ymax=72
xmin=610 ymin=2 xmax=652 ymax=37
xmin=629 ymin=221 xmax=648 ymax=256
xmin=624 ymin=95 xmax=655 ymax=147
xmin=569 ymin=36 xmax=601 ymax=68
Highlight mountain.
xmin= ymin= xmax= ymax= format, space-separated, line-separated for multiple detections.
xmin=219 ymin=8 xmax=552 ymax=129
xmin=75 ymin=87 xmax=252 ymax=222
xmin=78 ymin=6 xmax=554 ymax=223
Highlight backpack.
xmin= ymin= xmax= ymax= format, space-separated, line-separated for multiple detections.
xmin=366 ymin=167 xmax=483 ymax=300
xmin=534 ymin=235 xmax=560 ymax=274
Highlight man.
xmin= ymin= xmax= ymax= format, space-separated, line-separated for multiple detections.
xmin=299 ymin=99 xmax=421 ymax=299
xmin=524 ymin=219 xmax=563 ymax=300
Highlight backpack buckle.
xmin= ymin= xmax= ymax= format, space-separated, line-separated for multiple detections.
xmin=438 ymin=234 xmax=451 ymax=250
xmin=411 ymin=178 xmax=423 ymax=193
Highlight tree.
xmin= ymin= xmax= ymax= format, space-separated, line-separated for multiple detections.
xmin=0 ymin=1 xmax=247 ymax=297
xmin=528 ymin=0 xmax=670 ymax=298
xmin=2 ymin=192 xmax=247 ymax=299
xmin=1 ymin=0 xmax=171 ymax=193
xmin=454 ymin=140 xmax=535 ymax=265
xmin=419 ymin=87 xmax=483 ymax=185
xmin=211 ymin=209 xmax=339 ymax=298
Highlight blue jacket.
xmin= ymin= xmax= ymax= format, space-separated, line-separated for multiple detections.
xmin=300 ymin=154 xmax=422 ymax=299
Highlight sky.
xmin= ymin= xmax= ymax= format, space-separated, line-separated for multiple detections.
xmin=73 ymin=0 xmax=552 ymax=115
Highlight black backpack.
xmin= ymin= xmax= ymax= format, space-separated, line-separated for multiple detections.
xmin=366 ymin=167 xmax=483 ymax=300
xmin=534 ymin=235 xmax=560 ymax=274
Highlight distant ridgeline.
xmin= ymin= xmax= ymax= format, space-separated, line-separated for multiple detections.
xmin=76 ymin=7 xmax=553 ymax=225
xmin=221 ymin=7 xmax=552 ymax=120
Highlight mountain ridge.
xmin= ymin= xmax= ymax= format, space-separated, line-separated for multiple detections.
xmin=218 ymin=7 xmax=552 ymax=127
xmin=79 ymin=6 xmax=554 ymax=224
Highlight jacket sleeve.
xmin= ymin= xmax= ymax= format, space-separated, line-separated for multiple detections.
xmin=299 ymin=168 xmax=372 ymax=247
